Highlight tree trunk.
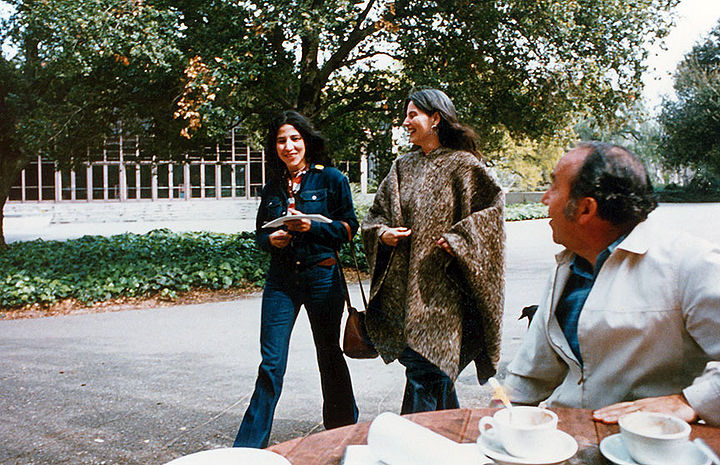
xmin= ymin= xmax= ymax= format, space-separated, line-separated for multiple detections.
xmin=0 ymin=150 xmax=29 ymax=250
xmin=0 ymin=191 xmax=7 ymax=250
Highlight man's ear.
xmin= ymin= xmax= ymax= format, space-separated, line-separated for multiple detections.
xmin=574 ymin=197 xmax=598 ymax=225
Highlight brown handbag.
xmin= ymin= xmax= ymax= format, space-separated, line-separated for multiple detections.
xmin=336 ymin=223 xmax=378 ymax=359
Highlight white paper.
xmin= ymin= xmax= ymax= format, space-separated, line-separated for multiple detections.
xmin=342 ymin=444 xmax=488 ymax=465
xmin=261 ymin=214 xmax=332 ymax=229
xmin=342 ymin=412 xmax=492 ymax=465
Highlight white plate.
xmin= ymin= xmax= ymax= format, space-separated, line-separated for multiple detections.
xmin=599 ymin=433 xmax=711 ymax=465
xmin=163 ymin=447 xmax=291 ymax=465
xmin=475 ymin=428 xmax=578 ymax=465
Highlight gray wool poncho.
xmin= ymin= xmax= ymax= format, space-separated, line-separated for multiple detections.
xmin=361 ymin=147 xmax=505 ymax=382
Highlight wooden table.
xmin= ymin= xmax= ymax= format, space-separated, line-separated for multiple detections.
xmin=267 ymin=408 xmax=720 ymax=464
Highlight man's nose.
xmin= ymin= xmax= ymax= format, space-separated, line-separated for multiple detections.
xmin=541 ymin=190 xmax=550 ymax=205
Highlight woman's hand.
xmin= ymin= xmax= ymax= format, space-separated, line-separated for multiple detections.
xmin=285 ymin=207 xmax=312 ymax=233
xmin=269 ymin=229 xmax=292 ymax=248
xmin=436 ymin=237 xmax=455 ymax=256
xmin=380 ymin=227 xmax=412 ymax=246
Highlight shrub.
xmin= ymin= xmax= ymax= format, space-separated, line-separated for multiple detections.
xmin=1 ymin=202 xmax=549 ymax=309
xmin=505 ymin=203 xmax=549 ymax=221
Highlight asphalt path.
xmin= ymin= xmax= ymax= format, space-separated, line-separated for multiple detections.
xmin=1 ymin=203 xmax=719 ymax=464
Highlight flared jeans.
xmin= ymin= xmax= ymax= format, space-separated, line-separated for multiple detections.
xmin=233 ymin=263 xmax=358 ymax=448
xmin=398 ymin=347 xmax=459 ymax=414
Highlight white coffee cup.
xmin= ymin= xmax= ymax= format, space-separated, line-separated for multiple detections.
xmin=478 ymin=406 xmax=558 ymax=458
xmin=618 ymin=411 xmax=691 ymax=465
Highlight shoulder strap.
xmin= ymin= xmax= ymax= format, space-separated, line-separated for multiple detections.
xmin=337 ymin=221 xmax=368 ymax=310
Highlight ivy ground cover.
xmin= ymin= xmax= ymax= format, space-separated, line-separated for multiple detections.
xmin=0 ymin=203 xmax=546 ymax=309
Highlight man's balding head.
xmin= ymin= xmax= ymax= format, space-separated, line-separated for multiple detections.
xmin=565 ymin=142 xmax=657 ymax=227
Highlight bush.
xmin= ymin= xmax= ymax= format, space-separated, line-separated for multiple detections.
xmin=655 ymin=178 xmax=720 ymax=202
xmin=505 ymin=203 xmax=548 ymax=221
xmin=0 ymin=229 xmax=372 ymax=309
xmin=1 ymin=201 xmax=548 ymax=309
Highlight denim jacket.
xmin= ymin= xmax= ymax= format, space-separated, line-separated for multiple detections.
xmin=256 ymin=164 xmax=358 ymax=270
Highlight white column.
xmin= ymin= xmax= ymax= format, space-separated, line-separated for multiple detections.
xmin=230 ymin=129 xmax=236 ymax=198
xmin=54 ymin=163 xmax=62 ymax=201
xmin=86 ymin=162 xmax=93 ymax=201
xmin=168 ymin=164 xmax=174 ymax=200
xmin=151 ymin=161 xmax=158 ymax=201
xmin=118 ymin=136 xmax=128 ymax=201
xmin=37 ymin=155 xmax=42 ymax=201
xmin=245 ymin=145 xmax=252 ymax=199
xmin=102 ymin=144 xmax=109 ymax=201
xmin=21 ymin=169 xmax=26 ymax=202
xmin=135 ymin=165 xmax=141 ymax=200
xmin=200 ymin=161 xmax=206 ymax=199
xmin=70 ymin=168 xmax=77 ymax=201
xmin=215 ymin=143 xmax=221 ymax=199
xmin=184 ymin=162 xmax=190 ymax=200
xmin=360 ymin=152 xmax=368 ymax=194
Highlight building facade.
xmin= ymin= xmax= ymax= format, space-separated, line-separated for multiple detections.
xmin=9 ymin=127 xmax=267 ymax=203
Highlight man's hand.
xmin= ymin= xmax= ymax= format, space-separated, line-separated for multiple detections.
xmin=593 ymin=394 xmax=698 ymax=424
xmin=285 ymin=207 xmax=312 ymax=233
xmin=269 ymin=229 xmax=292 ymax=248
xmin=379 ymin=227 xmax=412 ymax=246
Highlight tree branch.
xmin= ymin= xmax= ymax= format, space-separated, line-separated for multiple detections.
xmin=341 ymin=50 xmax=402 ymax=68
xmin=318 ymin=0 xmax=385 ymax=83
xmin=320 ymin=90 xmax=389 ymax=123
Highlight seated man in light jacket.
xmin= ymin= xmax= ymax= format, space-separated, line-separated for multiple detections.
xmin=504 ymin=141 xmax=720 ymax=426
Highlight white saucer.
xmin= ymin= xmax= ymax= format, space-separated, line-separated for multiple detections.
xmin=599 ymin=433 xmax=711 ymax=465
xmin=163 ymin=447 xmax=291 ymax=465
xmin=476 ymin=429 xmax=578 ymax=465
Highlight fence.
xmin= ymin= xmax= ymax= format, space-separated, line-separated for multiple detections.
xmin=9 ymin=127 xmax=267 ymax=203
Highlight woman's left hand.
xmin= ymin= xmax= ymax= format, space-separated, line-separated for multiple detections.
xmin=436 ymin=237 xmax=455 ymax=256
xmin=285 ymin=207 xmax=312 ymax=233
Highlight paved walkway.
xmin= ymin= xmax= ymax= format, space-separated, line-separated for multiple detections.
xmin=1 ymin=203 xmax=719 ymax=464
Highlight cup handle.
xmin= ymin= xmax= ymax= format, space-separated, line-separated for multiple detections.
xmin=478 ymin=416 xmax=495 ymax=436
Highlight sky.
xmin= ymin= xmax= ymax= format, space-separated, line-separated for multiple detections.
xmin=642 ymin=0 xmax=720 ymax=111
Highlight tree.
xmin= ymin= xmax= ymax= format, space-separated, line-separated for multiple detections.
xmin=1 ymin=0 xmax=679 ymax=247
xmin=171 ymin=0 xmax=679 ymax=162
xmin=0 ymin=0 xmax=189 ymax=248
xmin=575 ymin=101 xmax=664 ymax=177
xmin=658 ymin=21 xmax=720 ymax=179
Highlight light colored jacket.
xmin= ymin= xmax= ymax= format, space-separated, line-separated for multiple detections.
xmin=505 ymin=215 xmax=720 ymax=426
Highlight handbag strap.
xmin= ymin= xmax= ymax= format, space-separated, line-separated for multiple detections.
xmin=336 ymin=221 xmax=368 ymax=311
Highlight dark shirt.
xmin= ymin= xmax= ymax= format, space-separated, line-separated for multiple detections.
xmin=555 ymin=234 xmax=627 ymax=364
xmin=255 ymin=164 xmax=358 ymax=270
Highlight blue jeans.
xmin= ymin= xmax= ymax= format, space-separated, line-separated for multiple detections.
xmin=398 ymin=347 xmax=459 ymax=414
xmin=233 ymin=263 xmax=358 ymax=448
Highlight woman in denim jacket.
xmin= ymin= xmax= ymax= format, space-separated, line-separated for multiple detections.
xmin=233 ymin=111 xmax=358 ymax=448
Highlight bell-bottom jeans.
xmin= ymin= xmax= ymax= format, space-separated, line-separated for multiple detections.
xmin=233 ymin=263 xmax=358 ymax=448
xmin=398 ymin=347 xmax=459 ymax=414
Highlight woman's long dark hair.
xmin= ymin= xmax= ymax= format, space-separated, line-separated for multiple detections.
xmin=406 ymin=88 xmax=479 ymax=154
xmin=265 ymin=110 xmax=333 ymax=184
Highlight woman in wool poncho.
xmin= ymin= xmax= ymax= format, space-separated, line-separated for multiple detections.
xmin=361 ymin=88 xmax=505 ymax=413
